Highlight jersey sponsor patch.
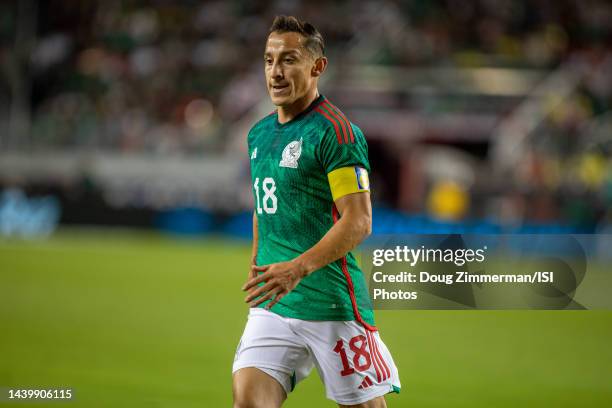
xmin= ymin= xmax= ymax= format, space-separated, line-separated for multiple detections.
xmin=327 ymin=166 xmax=371 ymax=201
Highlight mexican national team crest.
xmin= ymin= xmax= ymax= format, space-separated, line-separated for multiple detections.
xmin=279 ymin=138 xmax=303 ymax=168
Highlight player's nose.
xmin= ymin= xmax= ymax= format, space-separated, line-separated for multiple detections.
xmin=271 ymin=61 xmax=284 ymax=79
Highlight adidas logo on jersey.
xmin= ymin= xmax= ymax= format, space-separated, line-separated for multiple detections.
xmin=358 ymin=375 xmax=374 ymax=389
xmin=279 ymin=138 xmax=302 ymax=168
xmin=251 ymin=148 xmax=257 ymax=159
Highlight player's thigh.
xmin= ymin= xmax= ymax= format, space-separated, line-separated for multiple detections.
xmin=233 ymin=308 xmax=314 ymax=403
xmin=233 ymin=367 xmax=286 ymax=408
xmin=337 ymin=395 xmax=387 ymax=408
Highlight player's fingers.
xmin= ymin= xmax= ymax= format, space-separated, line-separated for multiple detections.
xmin=246 ymin=283 xmax=259 ymax=295
xmin=242 ymin=271 xmax=270 ymax=291
xmin=246 ymin=279 xmax=264 ymax=295
xmin=244 ymin=281 xmax=272 ymax=303
xmin=249 ymin=287 xmax=278 ymax=308
xmin=252 ymin=264 xmax=269 ymax=272
xmin=249 ymin=263 xmax=265 ymax=278
xmin=244 ymin=281 xmax=275 ymax=303
xmin=265 ymin=291 xmax=286 ymax=310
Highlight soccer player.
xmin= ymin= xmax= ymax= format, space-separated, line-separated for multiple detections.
xmin=232 ymin=16 xmax=401 ymax=408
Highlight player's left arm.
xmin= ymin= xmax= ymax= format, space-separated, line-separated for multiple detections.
xmin=243 ymin=191 xmax=371 ymax=308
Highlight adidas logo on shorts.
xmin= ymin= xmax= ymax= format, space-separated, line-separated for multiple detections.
xmin=358 ymin=375 xmax=374 ymax=389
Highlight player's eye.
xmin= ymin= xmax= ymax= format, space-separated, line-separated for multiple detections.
xmin=264 ymin=58 xmax=273 ymax=65
xmin=284 ymin=58 xmax=295 ymax=64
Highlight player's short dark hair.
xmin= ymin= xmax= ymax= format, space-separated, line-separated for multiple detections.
xmin=269 ymin=15 xmax=325 ymax=58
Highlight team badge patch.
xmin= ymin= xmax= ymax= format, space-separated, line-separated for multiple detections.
xmin=355 ymin=167 xmax=370 ymax=190
xmin=279 ymin=138 xmax=303 ymax=168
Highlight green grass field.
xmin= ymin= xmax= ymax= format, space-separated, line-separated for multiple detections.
xmin=1 ymin=230 xmax=611 ymax=407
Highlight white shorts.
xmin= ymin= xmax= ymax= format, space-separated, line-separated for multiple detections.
xmin=232 ymin=308 xmax=401 ymax=405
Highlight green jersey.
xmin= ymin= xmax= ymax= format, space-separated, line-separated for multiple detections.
xmin=248 ymin=95 xmax=375 ymax=328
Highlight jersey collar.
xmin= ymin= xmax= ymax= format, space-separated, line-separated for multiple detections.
xmin=275 ymin=94 xmax=326 ymax=127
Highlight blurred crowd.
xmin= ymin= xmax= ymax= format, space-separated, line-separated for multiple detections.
xmin=503 ymin=97 xmax=612 ymax=231
xmin=0 ymin=0 xmax=609 ymax=151
xmin=0 ymin=0 xmax=610 ymax=229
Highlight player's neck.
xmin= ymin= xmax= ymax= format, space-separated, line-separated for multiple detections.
xmin=277 ymin=90 xmax=320 ymax=124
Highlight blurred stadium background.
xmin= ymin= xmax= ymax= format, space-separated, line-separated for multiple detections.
xmin=0 ymin=0 xmax=611 ymax=407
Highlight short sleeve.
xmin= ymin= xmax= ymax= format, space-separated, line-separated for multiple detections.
xmin=316 ymin=123 xmax=370 ymax=174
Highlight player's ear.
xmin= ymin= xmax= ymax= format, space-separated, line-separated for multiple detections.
xmin=311 ymin=57 xmax=327 ymax=77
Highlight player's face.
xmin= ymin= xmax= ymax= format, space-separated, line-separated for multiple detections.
xmin=264 ymin=32 xmax=318 ymax=107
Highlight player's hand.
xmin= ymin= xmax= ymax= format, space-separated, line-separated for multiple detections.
xmin=242 ymin=260 xmax=307 ymax=309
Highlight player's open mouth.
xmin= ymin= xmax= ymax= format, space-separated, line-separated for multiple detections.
xmin=271 ymin=84 xmax=289 ymax=94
